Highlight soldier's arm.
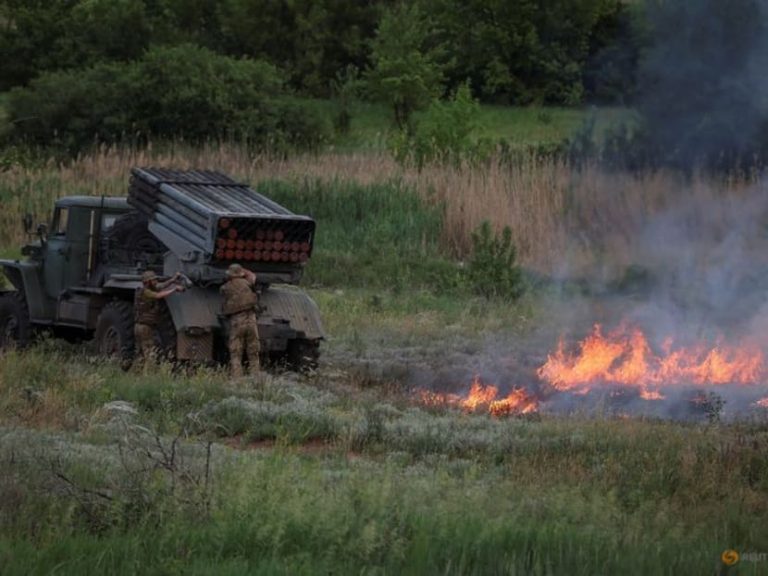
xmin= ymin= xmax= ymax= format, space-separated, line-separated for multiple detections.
xmin=156 ymin=273 xmax=181 ymax=290
xmin=145 ymin=286 xmax=182 ymax=300
xmin=243 ymin=268 xmax=257 ymax=286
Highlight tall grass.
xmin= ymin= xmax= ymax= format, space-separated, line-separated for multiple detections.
xmin=255 ymin=179 xmax=451 ymax=288
xmin=3 ymin=446 xmax=764 ymax=575
xmin=0 ymin=144 xmax=761 ymax=280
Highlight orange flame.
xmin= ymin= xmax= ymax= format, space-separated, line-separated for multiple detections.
xmin=538 ymin=324 xmax=765 ymax=397
xmin=417 ymin=376 xmax=539 ymax=416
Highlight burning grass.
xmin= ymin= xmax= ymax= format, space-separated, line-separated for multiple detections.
xmin=417 ymin=376 xmax=539 ymax=416
xmin=412 ymin=322 xmax=768 ymax=421
xmin=539 ymin=324 xmax=766 ymax=395
xmin=3 ymin=144 xmax=768 ymax=572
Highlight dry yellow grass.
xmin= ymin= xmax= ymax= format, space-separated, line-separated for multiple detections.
xmin=1 ymin=144 xmax=760 ymax=277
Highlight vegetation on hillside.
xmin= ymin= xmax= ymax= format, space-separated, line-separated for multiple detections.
xmin=0 ymin=0 xmax=634 ymax=103
xmin=2 ymin=2 xmax=768 ymax=573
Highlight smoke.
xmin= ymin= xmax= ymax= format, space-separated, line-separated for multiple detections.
xmin=625 ymin=0 xmax=768 ymax=170
xmin=627 ymin=187 xmax=768 ymax=337
xmin=370 ymin=1 xmax=768 ymax=421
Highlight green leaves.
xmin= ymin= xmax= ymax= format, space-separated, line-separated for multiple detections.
xmin=468 ymin=221 xmax=525 ymax=300
xmin=389 ymin=83 xmax=490 ymax=168
xmin=5 ymin=45 xmax=331 ymax=153
xmin=365 ymin=3 xmax=447 ymax=130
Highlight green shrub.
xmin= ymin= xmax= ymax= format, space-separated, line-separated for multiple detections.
xmin=467 ymin=221 xmax=525 ymax=300
xmin=200 ymin=396 xmax=339 ymax=443
xmin=389 ymin=83 xmax=492 ymax=168
xmin=5 ymin=45 xmax=331 ymax=154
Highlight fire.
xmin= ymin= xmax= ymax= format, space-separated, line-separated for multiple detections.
xmin=755 ymin=397 xmax=768 ymax=408
xmin=417 ymin=376 xmax=539 ymax=416
xmin=538 ymin=324 xmax=765 ymax=396
xmin=489 ymin=388 xmax=539 ymax=416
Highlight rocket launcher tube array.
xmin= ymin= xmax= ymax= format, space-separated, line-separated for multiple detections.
xmin=128 ymin=168 xmax=315 ymax=265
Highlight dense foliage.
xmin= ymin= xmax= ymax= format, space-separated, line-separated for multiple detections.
xmin=5 ymin=45 xmax=330 ymax=153
xmin=0 ymin=0 xmax=636 ymax=104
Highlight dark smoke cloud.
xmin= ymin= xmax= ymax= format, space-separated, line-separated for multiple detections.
xmin=631 ymin=0 xmax=768 ymax=170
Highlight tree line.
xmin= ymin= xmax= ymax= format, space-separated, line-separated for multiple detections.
xmin=5 ymin=0 xmax=766 ymax=173
xmin=0 ymin=0 xmax=638 ymax=104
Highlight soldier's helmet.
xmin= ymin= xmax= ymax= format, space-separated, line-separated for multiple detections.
xmin=142 ymin=270 xmax=158 ymax=284
xmin=226 ymin=263 xmax=245 ymax=278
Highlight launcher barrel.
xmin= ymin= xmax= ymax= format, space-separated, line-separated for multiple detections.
xmin=128 ymin=168 xmax=316 ymax=282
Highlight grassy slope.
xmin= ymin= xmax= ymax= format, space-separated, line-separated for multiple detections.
xmin=1 ymin=107 xmax=765 ymax=574
xmin=0 ymin=324 xmax=767 ymax=575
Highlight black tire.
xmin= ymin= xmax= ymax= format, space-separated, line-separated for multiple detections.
xmin=286 ymin=338 xmax=320 ymax=372
xmin=0 ymin=292 xmax=31 ymax=350
xmin=95 ymin=301 xmax=135 ymax=365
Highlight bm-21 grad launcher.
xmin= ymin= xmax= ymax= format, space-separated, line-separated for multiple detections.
xmin=0 ymin=168 xmax=324 ymax=369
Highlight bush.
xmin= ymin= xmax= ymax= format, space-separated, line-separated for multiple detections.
xmin=467 ymin=221 xmax=525 ymax=300
xmin=5 ymin=44 xmax=330 ymax=154
xmin=389 ymin=83 xmax=491 ymax=168
xmin=199 ymin=396 xmax=339 ymax=443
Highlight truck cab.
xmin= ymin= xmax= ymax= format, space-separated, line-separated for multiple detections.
xmin=0 ymin=197 xmax=125 ymax=347
xmin=43 ymin=197 xmax=131 ymax=300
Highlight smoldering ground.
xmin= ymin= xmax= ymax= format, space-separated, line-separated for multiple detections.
xmin=330 ymin=175 xmax=768 ymax=422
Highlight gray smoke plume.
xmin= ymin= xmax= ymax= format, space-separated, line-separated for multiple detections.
xmin=621 ymin=0 xmax=768 ymax=170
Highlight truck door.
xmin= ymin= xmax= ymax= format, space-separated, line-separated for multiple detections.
xmin=43 ymin=207 xmax=70 ymax=300
xmin=44 ymin=206 xmax=93 ymax=300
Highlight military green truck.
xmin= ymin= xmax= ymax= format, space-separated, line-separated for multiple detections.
xmin=0 ymin=168 xmax=324 ymax=369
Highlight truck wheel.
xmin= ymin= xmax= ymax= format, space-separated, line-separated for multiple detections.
xmin=0 ymin=292 xmax=31 ymax=350
xmin=287 ymin=338 xmax=320 ymax=372
xmin=95 ymin=301 xmax=135 ymax=364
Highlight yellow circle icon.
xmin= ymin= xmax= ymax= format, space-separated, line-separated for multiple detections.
xmin=722 ymin=549 xmax=740 ymax=566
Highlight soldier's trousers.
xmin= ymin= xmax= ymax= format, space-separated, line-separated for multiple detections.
xmin=228 ymin=310 xmax=260 ymax=377
xmin=134 ymin=322 xmax=156 ymax=360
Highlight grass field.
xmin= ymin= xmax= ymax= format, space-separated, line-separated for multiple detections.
xmin=323 ymin=101 xmax=621 ymax=151
xmin=1 ymin=317 xmax=767 ymax=575
xmin=1 ymin=103 xmax=767 ymax=573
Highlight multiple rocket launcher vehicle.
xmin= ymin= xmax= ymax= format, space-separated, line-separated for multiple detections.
xmin=0 ymin=168 xmax=324 ymax=367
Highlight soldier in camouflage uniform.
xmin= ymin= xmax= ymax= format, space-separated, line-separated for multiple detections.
xmin=220 ymin=263 xmax=260 ymax=378
xmin=134 ymin=270 xmax=183 ymax=361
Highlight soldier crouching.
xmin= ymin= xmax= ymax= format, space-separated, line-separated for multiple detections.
xmin=220 ymin=264 xmax=261 ymax=378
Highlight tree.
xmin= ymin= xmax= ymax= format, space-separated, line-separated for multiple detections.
xmin=419 ymin=0 xmax=630 ymax=105
xmin=365 ymin=3 xmax=446 ymax=130
xmin=5 ymin=45 xmax=330 ymax=153
xmin=217 ymin=0 xmax=381 ymax=96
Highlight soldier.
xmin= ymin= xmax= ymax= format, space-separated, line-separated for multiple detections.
xmin=220 ymin=263 xmax=260 ymax=378
xmin=134 ymin=270 xmax=183 ymax=361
